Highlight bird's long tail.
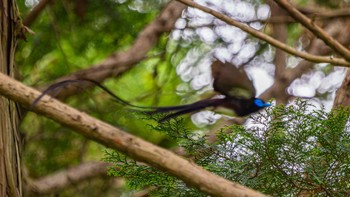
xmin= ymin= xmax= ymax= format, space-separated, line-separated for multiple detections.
xmin=32 ymin=79 xmax=223 ymax=122
xmin=31 ymin=79 xmax=158 ymax=110
xmin=148 ymin=98 xmax=224 ymax=122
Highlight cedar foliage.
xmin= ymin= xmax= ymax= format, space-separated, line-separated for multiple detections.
xmin=105 ymin=100 xmax=350 ymax=196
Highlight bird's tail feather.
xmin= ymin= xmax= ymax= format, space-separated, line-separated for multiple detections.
xmin=32 ymin=79 xmax=224 ymax=122
xmin=31 ymin=79 xmax=158 ymax=110
xmin=151 ymin=98 xmax=224 ymax=122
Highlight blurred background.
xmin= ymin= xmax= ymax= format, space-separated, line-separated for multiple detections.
xmin=15 ymin=0 xmax=350 ymax=196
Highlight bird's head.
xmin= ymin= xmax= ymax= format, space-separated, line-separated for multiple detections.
xmin=254 ymin=98 xmax=271 ymax=108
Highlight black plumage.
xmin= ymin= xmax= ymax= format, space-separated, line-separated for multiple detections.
xmin=149 ymin=60 xmax=271 ymax=122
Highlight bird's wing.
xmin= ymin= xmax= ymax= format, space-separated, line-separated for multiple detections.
xmin=211 ymin=60 xmax=256 ymax=99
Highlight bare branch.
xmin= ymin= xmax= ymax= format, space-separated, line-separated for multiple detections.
xmin=23 ymin=0 xmax=54 ymax=27
xmin=261 ymin=19 xmax=350 ymax=102
xmin=0 ymin=73 xmax=267 ymax=197
xmin=176 ymin=0 xmax=350 ymax=67
xmin=274 ymin=0 xmax=350 ymax=61
xmin=27 ymin=162 xmax=111 ymax=195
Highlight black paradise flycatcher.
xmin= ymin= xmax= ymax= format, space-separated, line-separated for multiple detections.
xmin=146 ymin=60 xmax=271 ymax=121
xmin=32 ymin=60 xmax=271 ymax=122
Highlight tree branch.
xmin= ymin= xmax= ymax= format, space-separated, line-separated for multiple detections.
xmin=23 ymin=0 xmax=53 ymax=27
xmin=274 ymin=0 xmax=350 ymax=62
xmin=176 ymin=0 xmax=350 ymax=67
xmin=261 ymin=18 xmax=350 ymax=101
xmin=0 ymin=72 xmax=266 ymax=197
xmin=27 ymin=162 xmax=112 ymax=195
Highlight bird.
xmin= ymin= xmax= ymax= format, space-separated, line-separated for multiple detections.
xmin=147 ymin=60 xmax=271 ymax=122
xmin=32 ymin=60 xmax=271 ymax=122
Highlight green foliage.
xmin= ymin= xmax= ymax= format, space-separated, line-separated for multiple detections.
xmin=105 ymin=100 xmax=350 ymax=196
xmin=17 ymin=0 xmax=160 ymax=85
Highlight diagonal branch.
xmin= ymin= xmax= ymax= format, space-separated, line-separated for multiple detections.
xmin=0 ymin=72 xmax=267 ymax=197
xmin=260 ymin=18 xmax=350 ymax=102
xmin=176 ymin=0 xmax=350 ymax=67
xmin=23 ymin=0 xmax=54 ymax=27
xmin=41 ymin=1 xmax=186 ymax=100
xmin=274 ymin=0 xmax=350 ymax=61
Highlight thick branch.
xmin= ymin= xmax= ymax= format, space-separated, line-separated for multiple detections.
xmin=274 ymin=0 xmax=350 ymax=62
xmin=0 ymin=73 xmax=266 ymax=197
xmin=176 ymin=0 xmax=350 ymax=67
xmin=27 ymin=162 xmax=111 ymax=195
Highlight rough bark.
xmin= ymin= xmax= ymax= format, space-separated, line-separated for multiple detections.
xmin=0 ymin=0 xmax=24 ymax=196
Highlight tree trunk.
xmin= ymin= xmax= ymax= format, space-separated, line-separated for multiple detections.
xmin=0 ymin=0 xmax=23 ymax=196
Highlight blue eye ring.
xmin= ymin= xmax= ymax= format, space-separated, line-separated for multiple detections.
xmin=254 ymin=98 xmax=271 ymax=107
